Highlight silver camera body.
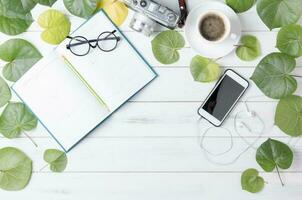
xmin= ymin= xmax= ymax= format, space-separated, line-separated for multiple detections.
xmin=122 ymin=0 xmax=180 ymax=36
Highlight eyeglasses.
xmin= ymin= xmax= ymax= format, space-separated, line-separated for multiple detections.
xmin=66 ymin=30 xmax=121 ymax=56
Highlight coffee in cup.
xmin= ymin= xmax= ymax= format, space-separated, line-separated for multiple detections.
xmin=197 ymin=10 xmax=231 ymax=43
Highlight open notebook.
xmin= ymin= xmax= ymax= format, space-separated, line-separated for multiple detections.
xmin=13 ymin=10 xmax=157 ymax=152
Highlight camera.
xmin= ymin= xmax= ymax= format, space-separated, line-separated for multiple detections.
xmin=122 ymin=0 xmax=180 ymax=36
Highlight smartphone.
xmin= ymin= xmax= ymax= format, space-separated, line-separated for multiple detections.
xmin=198 ymin=69 xmax=249 ymax=127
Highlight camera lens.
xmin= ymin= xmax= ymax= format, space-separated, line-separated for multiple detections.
xmin=129 ymin=13 xmax=156 ymax=36
xmin=140 ymin=0 xmax=147 ymax=7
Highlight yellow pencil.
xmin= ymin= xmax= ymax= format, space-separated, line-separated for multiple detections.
xmin=61 ymin=55 xmax=110 ymax=112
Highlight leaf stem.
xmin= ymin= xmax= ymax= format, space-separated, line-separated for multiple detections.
xmin=23 ymin=131 xmax=38 ymax=147
xmin=39 ymin=163 xmax=49 ymax=172
xmin=292 ymin=75 xmax=302 ymax=78
xmin=276 ymin=166 xmax=284 ymax=187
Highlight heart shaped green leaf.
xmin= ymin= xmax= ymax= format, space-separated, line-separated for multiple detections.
xmin=0 ymin=0 xmax=34 ymax=35
xmin=256 ymin=138 xmax=293 ymax=172
xmin=44 ymin=149 xmax=68 ymax=172
xmin=34 ymin=0 xmax=57 ymax=6
xmin=236 ymin=35 xmax=261 ymax=61
xmin=152 ymin=30 xmax=185 ymax=65
xmin=38 ymin=9 xmax=71 ymax=45
xmin=250 ymin=52 xmax=297 ymax=99
xmin=64 ymin=0 xmax=98 ymax=19
xmin=257 ymin=0 xmax=302 ymax=30
xmin=0 ymin=39 xmax=42 ymax=82
xmin=0 ymin=102 xmax=37 ymax=138
xmin=275 ymin=95 xmax=302 ymax=136
xmin=0 ymin=147 xmax=32 ymax=191
xmin=0 ymin=77 xmax=11 ymax=108
xmin=277 ymin=24 xmax=302 ymax=58
xmin=241 ymin=168 xmax=264 ymax=193
xmin=190 ymin=55 xmax=220 ymax=82
xmin=226 ymin=0 xmax=255 ymax=13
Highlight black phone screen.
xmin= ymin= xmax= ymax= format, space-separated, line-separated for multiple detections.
xmin=202 ymin=75 xmax=245 ymax=121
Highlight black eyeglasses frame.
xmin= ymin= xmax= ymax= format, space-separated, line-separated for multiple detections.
xmin=66 ymin=30 xmax=121 ymax=56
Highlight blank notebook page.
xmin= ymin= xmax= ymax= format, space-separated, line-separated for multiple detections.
xmin=57 ymin=11 xmax=155 ymax=111
xmin=13 ymin=11 xmax=156 ymax=151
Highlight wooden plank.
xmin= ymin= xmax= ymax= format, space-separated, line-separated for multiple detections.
xmin=1 ymin=137 xmax=301 ymax=172
xmin=123 ymin=32 xmax=300 ymax=68
xmin=29 ymin=8 xmax=269 ymax=32
xmin=29 ymin=0 xmax=302 ymax=32
xmin=0 ymin=172 xmax=302 ymax=200
xmin=130 ymin=67 xmax=302 ymax=102
xmin=0 ymin=101 xmax=293 ymax=138
xmin=1 ymin=30 xmax=302 ymax=68
xmin=4 ymin=67 xmax=300 ymax=102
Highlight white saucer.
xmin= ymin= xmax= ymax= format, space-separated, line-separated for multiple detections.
xmin=185 ymin=1 xmax=242 ymax=58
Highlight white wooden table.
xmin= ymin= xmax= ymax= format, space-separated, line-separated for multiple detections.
xmin=1 ymin=0 xmax=302 ymax=199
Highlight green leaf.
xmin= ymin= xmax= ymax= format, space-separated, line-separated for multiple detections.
xmin=20 ymin=0 xmax=37 ymax=12
xmin=34 ymin=0 xmax=58 ymax=6
xmin=0 ymin=0 xmax=34 ymax=35
xmin=277 ymin=24 xmax=302 ymax=58
xmin=226 ymin=0 xmax=255 ymax=13
xmin=257 ymin=0 xmax=302 ymax=30
xmin=275 ymin=95 xmax=302 ymax=136
xmin=236 ymin=35 xmax=261 ymax=61
xmin=0 ymin=39 xmax=42 ymax=82
xmin=241 ymin=168 xmax=264 ymax=193
xmin=97 ymin=0 xmax=128 ymax=26
xmin=38 ymin=9 xmax=71 ymax=45
xmin=0 ymin=147 xmax=32 ymax=191
xmin=0 ymin=102 xmax=37 ymax=138
xmin=44 ymin=149 xmax=67 ymax=172
xmin=63 ymin=0 xmax=98 ymax=19
xmin=256 ymin=138 xmax=293 ymax=172
xmin=0 ymin=77 xmax=11 ymax=108
xmin=190 ymin=55 xmax=220 ymax=82
xmin=151 ymin=30 xmax=185 ymax=65
xmin=250 ymin=52 xmax=297 ymax=99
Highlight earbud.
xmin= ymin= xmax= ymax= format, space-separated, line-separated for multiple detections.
xmin=247 ymin=111 xmax=256 ymax=117
xmin=237 ymin=121 xmax=252 ymax=132
xmin=237 ymin=121 xmax=244 ymax=128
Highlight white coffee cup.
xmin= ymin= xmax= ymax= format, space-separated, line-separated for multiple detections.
xmin=196 ymin=10 xmax=237 ymax=44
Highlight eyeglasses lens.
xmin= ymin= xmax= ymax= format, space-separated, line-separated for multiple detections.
xmin=97 ymin=32 xmax=118 ymax=52
xmin=69 ymin=36 xmax=90 ymax=56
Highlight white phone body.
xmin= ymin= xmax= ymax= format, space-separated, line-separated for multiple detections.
xmin=198 ymin=69 xmax=249 ymax=127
